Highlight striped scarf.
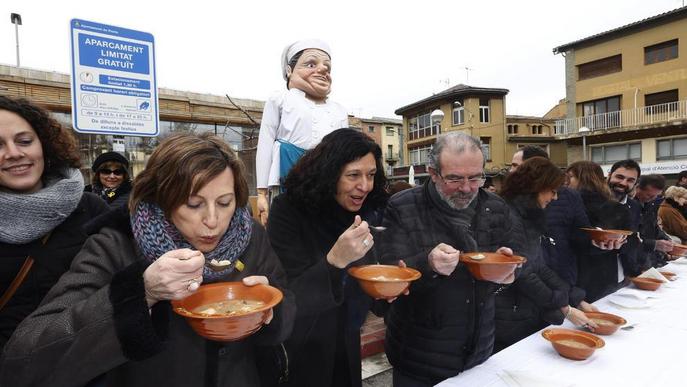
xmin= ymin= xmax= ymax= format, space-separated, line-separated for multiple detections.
xmin=130 ymin=201 xmax=252 ymax=282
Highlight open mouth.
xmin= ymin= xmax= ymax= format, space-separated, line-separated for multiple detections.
xmin=350 ymin=195 xmax=366 ymax=206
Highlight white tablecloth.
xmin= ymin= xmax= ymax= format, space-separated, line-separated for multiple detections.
xmin=436 ymin=261 xmax=687 ymax=387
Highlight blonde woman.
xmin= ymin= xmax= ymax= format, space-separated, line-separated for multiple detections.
xmin=659 ymin=185 xmax=687 ymax=244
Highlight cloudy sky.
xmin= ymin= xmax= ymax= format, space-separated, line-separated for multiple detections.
xmin=1 ymin=0 xmax=683 ymax=119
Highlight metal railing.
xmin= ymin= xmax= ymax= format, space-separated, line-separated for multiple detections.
xmin=554 ymin=100 xmax=687 ymax=135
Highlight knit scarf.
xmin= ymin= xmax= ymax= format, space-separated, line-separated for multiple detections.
xmin=130 ymin=201 xmax=253 ymax=282
xmin=0 ymin=168 xmax=84 ymax=244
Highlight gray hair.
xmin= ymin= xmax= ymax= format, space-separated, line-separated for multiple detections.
xmin=427 ymin=132 xmax=484 ymax=173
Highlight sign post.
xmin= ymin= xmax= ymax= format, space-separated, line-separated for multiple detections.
xmin=70 ymin=19 xmax=159 ymax=136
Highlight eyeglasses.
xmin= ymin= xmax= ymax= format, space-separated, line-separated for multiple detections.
xmin=99 ymin=168 xmax=125 ymax=176
xmin=437 ymin=172 xmax=486 ymax=187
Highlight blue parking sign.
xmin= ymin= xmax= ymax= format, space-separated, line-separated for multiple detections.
xmin=70 ymin=19 xmax=159 ymax=136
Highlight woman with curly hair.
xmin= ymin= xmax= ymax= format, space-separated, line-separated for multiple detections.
xmin=0 ymin=96 xmax=108 ymax=351
xmin=264 ymin=128 xmax=388 ymax=387
xmin=1 ymin=132 xmax=295 ymax=387
xmin=494 ymin=157 xmax=597 ymax=352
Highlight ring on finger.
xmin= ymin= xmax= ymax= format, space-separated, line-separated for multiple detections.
xmin=362 ymin=238 xmax=370 ymax=247
xmin=187 ymin=277 xmax=202 ymax=292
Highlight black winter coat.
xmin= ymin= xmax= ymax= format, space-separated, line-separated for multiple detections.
xmin=1 ymin=210 xmax=295 ymax=387
xmin=0 ymin=192 xmax=108 ymax=350
xmin=576 ymin=190 xmax=640 ymax=302
xmin=85 ymin=180 xmax=132 ymax=209
xmin=379 ymin=184 xmax=518 ymax=385
xmin=494 ymin=196 xmax=584 ymax=353
xmin=265 ymin=195 xmax=378 ymax=387
xmin=542 ymin=187 xmax=591 ymax=286
xmin=638 ymin=199 xmax=671 ymax=268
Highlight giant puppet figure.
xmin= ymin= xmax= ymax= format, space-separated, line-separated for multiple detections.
xmin=255 ymin=39 xmax=348 ymax=225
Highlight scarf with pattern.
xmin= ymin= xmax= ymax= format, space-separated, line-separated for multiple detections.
xmin=130 ymin=201 xmax=252 ymax=282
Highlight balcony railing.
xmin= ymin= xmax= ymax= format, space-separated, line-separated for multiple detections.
xmin=554 ymin=100 xmax=687 ymax=135
xmin=385 ymin=151 xmax=400 ymax=161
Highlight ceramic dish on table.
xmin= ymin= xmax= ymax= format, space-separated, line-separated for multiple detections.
xmin=541 ymin=328 xmax=605 ymax=360
xmin=583 ymin=311 xmax=626 ymax=335
xmin=630 ymin=277 xmax=663 ymax=291
xmin=669 ymin=243 xmax=687 ymax=257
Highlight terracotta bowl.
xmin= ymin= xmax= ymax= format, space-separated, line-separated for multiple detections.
xmin=459 ymin=252 xmax=526 ymax=283
xmin=630 ymin=277 xmax=663 ymax=291
xmin=580 ymin=228 xmax=633 ymax=243
xmin=669 ymin=244 xmax=687 ymax=257
xmin=348 ymin=265 xmax=421 ymax=299
xmin=659 ymin=271 xmax=676 ymax=281
xmin=171 ymin=282 xmax=283 ymax=342
xmin=583 ymin=311 xmax=626 ymax=335
xmin=542 ymin=328 xmax=605 ymax=360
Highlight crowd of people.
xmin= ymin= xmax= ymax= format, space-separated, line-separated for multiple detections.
xmin=1 ymin=39 xmax=687 ymax=387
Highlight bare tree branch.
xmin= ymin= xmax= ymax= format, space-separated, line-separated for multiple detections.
xmin=225 ymin=94 xmax=260 ymax=140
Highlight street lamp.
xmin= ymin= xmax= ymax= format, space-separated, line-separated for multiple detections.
xmin=10 ymin=13 xmax=22 ymax=67
xmin=579 ymin=126 xmax=590 ymax=160
xmin=431 ymin=109 xmax=444 ymax=134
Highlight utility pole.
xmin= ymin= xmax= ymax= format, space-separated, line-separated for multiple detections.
xmin=10 ymin=13 xmax=22 ymax=67
xmin=465 ymin=67 xmax=473 ymax=84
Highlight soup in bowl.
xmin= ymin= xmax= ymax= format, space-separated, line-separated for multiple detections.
xmin=348 ymin=264 xmax=421 ymax=299
xmin=172 ymin=282 xmax=283 ymax=341
xmin=583 ymin=311 xmax=626 ymax=335
xmin=459 ymin=252 xmax=526 ymax=283
xmin=630 ymin=277 xmax=663 ymax=291
xmin=542 ymin=328 xmax=605 ymax=360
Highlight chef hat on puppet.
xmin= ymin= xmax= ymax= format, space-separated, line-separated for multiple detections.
xmin=281 ymin=39 xmax=331 ymax=81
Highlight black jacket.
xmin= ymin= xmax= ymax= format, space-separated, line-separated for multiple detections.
xmin=542 ymin=187 xmax=591 ymax=286
xmin=1 ymin=210 xmax=295 ymax=387
xmin=494 ymin=195 xmax=584 ymax=353
xmin=265 ymin=195 xmax=378 ymax=387
xmin=0 ymin=192 xmax=108 ymax=351
xmin=378 ymin=183 xmax=518 ymax=385
xmin=576 ymin=190 xmax=640 ymax=302
xmin=85 ymin=180 xmax=132 ymax=209
xmin=638 ymin=199 xmax=671 ymax=268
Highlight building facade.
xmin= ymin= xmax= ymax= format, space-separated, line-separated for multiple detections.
xmin=393 ymin=84 xmax=513 ymax=183
xmin=0 ymin=65 xmax=263 ymax=193
xmin=553 ymin=6 xmax=687 ymax=177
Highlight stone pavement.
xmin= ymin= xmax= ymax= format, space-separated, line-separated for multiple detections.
xmin=360 ymin=313 xmax=392 ymax=385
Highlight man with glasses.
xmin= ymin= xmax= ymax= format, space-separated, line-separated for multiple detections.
xmin=379 ymin=132 xmax=519 ymax=386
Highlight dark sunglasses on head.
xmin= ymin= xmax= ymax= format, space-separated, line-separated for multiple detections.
xmin=99 ymin=168 xmax=125 ymax=176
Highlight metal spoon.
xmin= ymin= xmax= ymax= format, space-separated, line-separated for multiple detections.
xmin=208 ymin=258 xmax=245 ymax=272
xmin=620 ymin=323 xmax=639 ymax=331
xmin=208 ymin=259 xmax=231 ymax=272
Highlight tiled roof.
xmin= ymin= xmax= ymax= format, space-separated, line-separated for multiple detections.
xmin=553 ymin=6 xmax=687 ymax=54
xmin=395 ymin=84 xmax=509 ymax=116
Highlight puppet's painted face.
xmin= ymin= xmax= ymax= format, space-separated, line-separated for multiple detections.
xmin=288 ymin=49 xmax=331 ymax=103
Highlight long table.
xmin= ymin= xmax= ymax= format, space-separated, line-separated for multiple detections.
xmin=436 ymin=260 xmax=687 ymax=387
